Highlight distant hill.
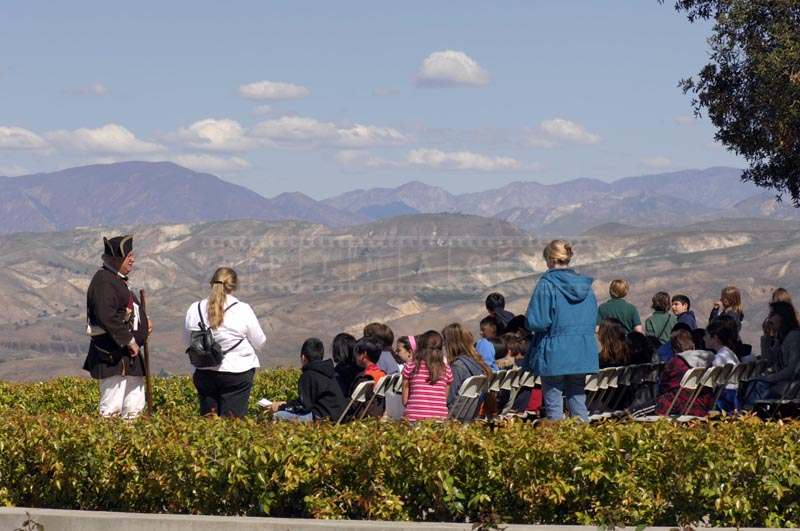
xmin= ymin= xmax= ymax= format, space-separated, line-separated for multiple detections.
xmin=2 ymin=162 xmax=797 ymax=236
xmin=0 ymin=161 xmax=363 ymax=233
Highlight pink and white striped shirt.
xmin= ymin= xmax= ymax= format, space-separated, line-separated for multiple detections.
xmin=402 ymin=361 xmax=453 ymax=421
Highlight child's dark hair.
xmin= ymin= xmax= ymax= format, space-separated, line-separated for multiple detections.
xmin=501 ymin=333 xmax=528 ymax=357
xmin=671 ymin=294 xmax=691 ymax=309
xmin=480 ymin=315 xmax=504 ymax=336
xmin=301 ymin=337 xmax=324 ymax=361
xmin=331 ymin=333 xmax=356 ymax=365
xmin=485 ymin=292 xmax=506 ymax=312
xmin=415 ymin=330 xmax=447 ymax=384
xmin=625 ymin=331 xmax=654 ymax=365
xmin=691 ymin=328 xmax=706 ymax=351
xmin=768 ymin=301 xmax=800 ymax=340
xmin=651 ymin=291 xmax=670 ymax=312
xmin=671 ymin=321 xmax=692 ymax=334
xmin=363 ymin=322 xmax=394 ymax=350
xmin=505 ymin=315 xmax=530 ymax=338
xmin=354 ymin=336 xmax=383 ymax=364
xmin=707 ymin=316 xmax=739 ymax=350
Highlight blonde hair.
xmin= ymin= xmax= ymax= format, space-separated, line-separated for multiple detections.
xmin=208 ymin=267 xmax=238 ymax=329
xmin=609 ymin=279 xmax=629 ymax=299
xmin=543 ymin=239 xmax=573 ymax=266
xmin=720 ymin=286 xmax=743 ymax=315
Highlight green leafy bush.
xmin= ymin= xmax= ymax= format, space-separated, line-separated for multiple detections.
xmin=2 ymin=372 xmax=800 ymax=526
xmin=1 ymin=403 xmax=800 ymax=525
xmin=0 ymin=368 xmax=300 ymax=416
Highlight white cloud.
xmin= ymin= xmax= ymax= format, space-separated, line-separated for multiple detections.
xmin=0 ymin=164 xmax=29 ymax=176
xmin=335 ymin=150 xmax=397 ymax=169
xmin=251 ymin=116 xmax=408 ymax=148
xmin=239 ymin=80 xmax=310 ymax=101
xmin=407 ymin=148 xmax=520 ymax=171
xmin=46 ymin=123 xmax=165 ymax=154
xmin=523 ymin=118 xmax=601 ymax=148
xmin=674 ymin=115 xmax=697 ymax=126
xmin=171 ymin=154 xmax=251 ymax=174
xmin=641 ymin=156 xmax=672 ymax=169
xmin=336 ymin=124 xmax=408 ymax=148
xmin=416 ymin=50 xmax=490 ymax=88
xmin=0 ymin=126 xmax=48 ymax=150
xmin=63 ymin=83 xmax=108 ymax=97
xmin=175 ymin=118 xmax=253 ymax=151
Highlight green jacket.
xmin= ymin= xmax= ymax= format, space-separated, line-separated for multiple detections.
xmin=645 ymin=311 xmax=677 ymax=343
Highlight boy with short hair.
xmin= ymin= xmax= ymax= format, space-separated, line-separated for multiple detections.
xmin=476 ymin=316 xmax=501 ymax=371
xmin=363 ymin=322 xmax=400 ymax=375
xmin=272 ymin=337 xmax=346 ymax=422
xmin=348 ymin=336 xmax=386 ymax=418
xmin=671 ymin=294 xmax=697 ymax=329
xmin=596 ymin=279 xmax=643 ymax=333
xmin=485 ymin=292 xmax=514 ymax=328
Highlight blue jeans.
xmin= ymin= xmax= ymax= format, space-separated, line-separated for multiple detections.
xmin=541 ymin=374 xmax=589 ymax=421
xmin=273 ymin=410 xmax=313 ymax=422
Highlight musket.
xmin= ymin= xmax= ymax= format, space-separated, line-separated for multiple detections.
xmin=139 ymin=289 xmax=154 ymax=417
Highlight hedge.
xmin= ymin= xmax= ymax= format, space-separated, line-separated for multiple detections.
xmin=1 ymin=408 xmax=800 ymax=526
xmin=0 ymin=369 xmax=301 ymax=416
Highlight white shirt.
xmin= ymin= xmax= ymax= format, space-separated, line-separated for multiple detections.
xmin=183 ymin=295 xmax=267 ymax=373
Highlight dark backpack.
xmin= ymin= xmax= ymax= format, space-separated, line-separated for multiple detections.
xmin=186 ymin=302 xmax=243 ymax=368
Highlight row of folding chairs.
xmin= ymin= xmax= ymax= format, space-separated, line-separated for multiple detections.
xmin=585 ymin=363 xmax=664 ymax=416
xmin=449 ymin=367 xmax=540 ymax=421
xmin=635 ymin=358 xmax=770 ymax=421
xmin=335 ymin=372 xmax=404 ymax=424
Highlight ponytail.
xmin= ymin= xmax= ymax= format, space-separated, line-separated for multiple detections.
xmin=207 ymin=267 xmax=238 ymax=329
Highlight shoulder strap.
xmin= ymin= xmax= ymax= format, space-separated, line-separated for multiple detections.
xmin=196 ymin=302 xmax=206 ymax=328
xmin=657 ymin=315 xmax=671 ymax=340
xmin=224 ymin=302 xmax=238 ymax=313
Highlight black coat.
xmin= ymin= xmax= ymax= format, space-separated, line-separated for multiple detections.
xmin=82 ymin=267 xmax=149 ymax=380
xmin=282 ymin=359 xmax=346 ymax=421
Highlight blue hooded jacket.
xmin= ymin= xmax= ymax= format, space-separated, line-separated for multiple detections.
xmin=524 ymin=268 xmax=599 ymax=377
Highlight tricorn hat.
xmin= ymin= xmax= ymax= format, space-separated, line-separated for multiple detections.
xmin=103 ymin=235 xmax=133 ymax=259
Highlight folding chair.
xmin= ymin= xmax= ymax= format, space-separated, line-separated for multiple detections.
xmin=635 ymin=366 xmax=707 ymax=422
xmin=359 ymin=374 xmax=396 ymax=419
xmin=500 ymin=368 xmax=524 ymax=415
xmin=587 ymin=368 xmax=617 ymax=412
xmin=610 ymin=365 xmax=637 ymax=411
xmin=391 ymin=373 xmax=404 ymax=393
xmin=336 ymin=380 xmax=374 ymax=424
xmin=711 ymin=363 xmax=739 ymax=412
xmin=679 ymin=365 xmax=726 ymax=419
xmin=448 ymin=374 xmax=487 ymax=421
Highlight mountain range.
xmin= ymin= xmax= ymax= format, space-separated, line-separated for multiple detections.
xmin=1 ymin=161 xmax=798 ymax=236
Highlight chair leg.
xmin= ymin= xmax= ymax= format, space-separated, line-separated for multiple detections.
xmin=664 ymin=390 xmax=682 ymax=417
xmin=336 ymin=399 xmax=355 ymax=425
xmin=359 ymin=395 xmax=376 ymax=420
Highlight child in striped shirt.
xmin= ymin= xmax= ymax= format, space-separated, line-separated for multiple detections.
xmin=402 ymin=330 xmax=453 ymax=421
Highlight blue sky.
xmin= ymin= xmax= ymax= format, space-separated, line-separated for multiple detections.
xmin=0 ymin=1 xmax=743 ymax=198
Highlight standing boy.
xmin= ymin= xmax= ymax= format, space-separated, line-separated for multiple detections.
xmin=596 ymin=279 xmax=643 ymax=333
xmin=671 ymin=294 xmax=697 ymax=329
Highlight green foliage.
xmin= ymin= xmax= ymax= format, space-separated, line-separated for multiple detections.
xmin=668 ymin=0 xmax=800 ymax=202
xmin=0 ymin=368 xmax=300 ymax=417
xmin=2 ymin=372 xmax=800 ymax=525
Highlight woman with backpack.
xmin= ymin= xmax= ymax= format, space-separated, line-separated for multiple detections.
xmin=183 ymin=267 xmax=267 ymax=417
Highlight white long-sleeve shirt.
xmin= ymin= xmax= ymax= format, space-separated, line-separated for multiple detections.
xmin=183 ymin=295 xmax=266 ymax=373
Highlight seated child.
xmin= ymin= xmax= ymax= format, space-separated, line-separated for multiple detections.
xmin=272 ymin=338 xmax=347 ymax=422
xmin=705 ymin=316 xmax=741 ymax=413
xmin=476 ymin=316 xmax=501 ymax=371
xmin=402 ymin=330 xmax=453 ymax=421
xmin=346 ymin=336 xmax=387 ymax=419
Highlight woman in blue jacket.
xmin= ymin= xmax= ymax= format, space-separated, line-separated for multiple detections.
xmin=525 ymin=240 xmax=599 ymax=421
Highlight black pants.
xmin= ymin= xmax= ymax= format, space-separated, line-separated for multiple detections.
xmin=193 ymin=368 xmax=255 ymax=418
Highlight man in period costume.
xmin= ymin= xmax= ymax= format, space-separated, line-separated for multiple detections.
xmin=83 ymin=235 xmax=150 ymax=418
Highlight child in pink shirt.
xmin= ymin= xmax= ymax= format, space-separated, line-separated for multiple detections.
xmin=402 ymin=330 xmax=453 ymax=421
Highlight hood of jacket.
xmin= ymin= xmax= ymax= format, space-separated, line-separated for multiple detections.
xmin=678 ymin=349 xmax=715 ymax=368
xmin=303 ymin=358 xmax=337 ymax=378
xmin=541 ymin=268 xmax=594 ymax=304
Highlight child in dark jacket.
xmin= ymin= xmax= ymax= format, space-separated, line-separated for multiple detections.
xmin=273 ymin=338 xmax=346 ymax=422
xmin=671 ymin=294 xmax=697 ymax=329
